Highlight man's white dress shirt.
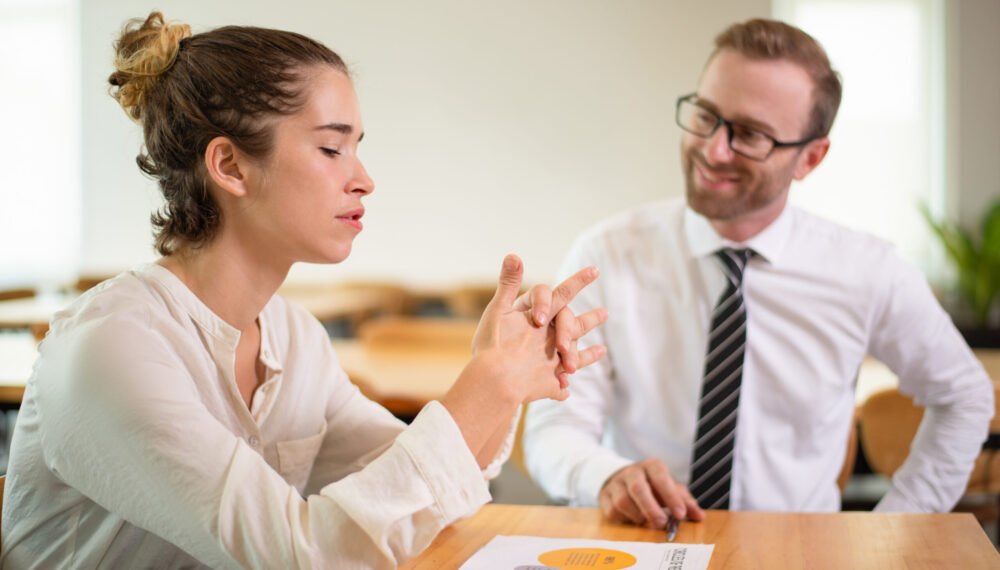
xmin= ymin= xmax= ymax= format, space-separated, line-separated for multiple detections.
xmin=525 ymin=197 xmax=993 ymax=512
xmin=1 ymin=264 xmax=509 ymax=569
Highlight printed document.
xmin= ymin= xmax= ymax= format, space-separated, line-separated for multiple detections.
xmin=460 ymin=535 xmax=713 ymax=570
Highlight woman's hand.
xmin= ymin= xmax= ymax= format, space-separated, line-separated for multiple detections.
xmin=511 ymin=276 xmax=602 ymax=392
xmin=441 ymin=254 xmax=607 ymax=465
xmin=471 ymin=254 xmax=607 ymax=403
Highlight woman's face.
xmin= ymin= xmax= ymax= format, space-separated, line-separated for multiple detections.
xmin=237 ymin=66 xmax=374 ymax=267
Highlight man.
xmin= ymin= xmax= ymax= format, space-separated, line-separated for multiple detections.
xmin=523 ymin=18 xmax=993 ymax=528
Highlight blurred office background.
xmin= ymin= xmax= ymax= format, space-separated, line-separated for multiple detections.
xmin=3 ymin=0 xmax=997 ymax=290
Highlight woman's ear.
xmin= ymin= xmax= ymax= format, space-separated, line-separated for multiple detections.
xmin=203 ymin=137 xmax=250 ymax=198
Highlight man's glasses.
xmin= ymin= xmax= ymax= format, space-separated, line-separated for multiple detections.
xmin=675 ymin=93 xmax=818 ymax=161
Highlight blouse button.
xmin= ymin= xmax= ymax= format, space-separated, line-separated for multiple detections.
xmin=247 ymin=435 xmax=260 ymax=448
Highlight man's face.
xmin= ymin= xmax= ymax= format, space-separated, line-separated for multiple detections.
xmin=682 ymin=49 xmax=820 ymax=222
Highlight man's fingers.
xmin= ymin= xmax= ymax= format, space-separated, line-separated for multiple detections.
xmin=549 ymin=266 xmax=599 ymax=315
xmin=606 ymin=484 xmax=646 ymax=526
xmin=645 ymin=462 xmax=687 ymax=521
xmin=624 ymin=472 xmax=668 ymax=529
xmin=487 ymin=254 xmax=524 ymax=312
xmin=679 ymin=486 xmax=705 ymax=521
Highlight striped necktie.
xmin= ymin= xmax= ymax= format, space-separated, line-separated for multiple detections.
xmin=689 ymin=248 xmax=752 ymax=510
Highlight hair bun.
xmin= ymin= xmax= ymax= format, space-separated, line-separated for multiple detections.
xmin=108 ymin=12 xmax=191 ymax=122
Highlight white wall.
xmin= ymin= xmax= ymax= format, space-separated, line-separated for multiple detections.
xmin=953 ymin=0 xmax=1000 ymax=229
xmin=80 ymin=0 xmax=769 ymax=287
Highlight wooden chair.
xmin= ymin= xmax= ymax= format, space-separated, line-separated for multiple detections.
xmin=858 ymin=385 xmax=1000 ymax=531
xmin=358 ymin=317 xmax=478 ymax=352
xmin=444 ymin=284 xmax=498 ymax=319
xmin=333 ymin=282 xmax=415 ymax=319
xmin=74 ymin=275 xmax=113 ymax=292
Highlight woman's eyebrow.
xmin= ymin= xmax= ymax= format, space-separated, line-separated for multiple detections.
xmin=314 ymin=122 xmax=353 ymax=134
xmin=313 ymin=122 xmax=363 ymax=141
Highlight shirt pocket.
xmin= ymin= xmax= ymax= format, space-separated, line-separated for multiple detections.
xmin=276 ymin=421 xmax=328 ymax=493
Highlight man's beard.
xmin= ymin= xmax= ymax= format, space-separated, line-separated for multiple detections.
xmin=682 ymin=149 xmax=788 ymax=221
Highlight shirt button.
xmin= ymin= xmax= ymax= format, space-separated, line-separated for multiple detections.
xmin=248 ymin=436 xmax=260 ymax=448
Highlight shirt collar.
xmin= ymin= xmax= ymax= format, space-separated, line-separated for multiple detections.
xmin=683 ymin=203 xmax=794 ymax=265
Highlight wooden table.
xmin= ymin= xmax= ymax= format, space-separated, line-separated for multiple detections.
xmin=0 ymin=295 xmax=75 ymax=340
xmin=403 ymin=504 xmax=999 ymax=569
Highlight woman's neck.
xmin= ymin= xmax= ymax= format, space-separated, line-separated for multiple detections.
xmin=158 ymin=237 xmax=290 ymax=331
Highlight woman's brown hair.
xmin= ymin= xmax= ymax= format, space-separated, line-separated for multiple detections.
xmin=108 ymin=12 xmax=348 ymax=255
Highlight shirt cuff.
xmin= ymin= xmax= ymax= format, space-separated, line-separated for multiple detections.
xmin=572 ymin=451 xmax=635 ymax=507
xmin=874 ymin=486 xmax=924 ymax=513
xmin=396 ymin=401 xmax=492 ymax=522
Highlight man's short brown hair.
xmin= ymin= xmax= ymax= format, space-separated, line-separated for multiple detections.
xmin=713 ymin=18 xmax=842 ymax=139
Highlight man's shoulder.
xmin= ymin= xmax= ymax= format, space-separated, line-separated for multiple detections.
xmin=788 ymin=206 xmax=898 ymax=260
xmin=576 ymin=197 xmax=685 ymax=249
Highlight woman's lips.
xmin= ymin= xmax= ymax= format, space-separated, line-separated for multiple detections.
xmin=336 ymin=208 xmax=364 ymax=231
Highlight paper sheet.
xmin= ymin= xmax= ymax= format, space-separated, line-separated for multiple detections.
xmin=460 ymin=535 xmax=713 ymax=570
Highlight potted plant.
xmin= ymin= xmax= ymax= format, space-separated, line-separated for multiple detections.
xmin=922 ymin=200 xmax=1000 ymax=346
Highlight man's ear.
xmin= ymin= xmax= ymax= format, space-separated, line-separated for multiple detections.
xmin=793 ymin=137 xmax=830 ymax=181
xmin=203 ymin=137 xmax=250 ymax=198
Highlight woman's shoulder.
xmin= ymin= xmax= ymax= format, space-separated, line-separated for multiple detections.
xmin=51 ymin=269 xmax=160 ymax=336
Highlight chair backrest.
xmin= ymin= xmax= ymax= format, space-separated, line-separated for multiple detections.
xmin=332 ymin=282 xmax=415 ymax=318
xmin=857 ymin=388 xmax=924 ymax=477
xmin=0 ymin=288 xmax=34 ymax=302
xmin=358 ymin=317 xmax=478 ymax=352
xmin=445 ymin=284 xmax=498 ymax=319
xmin=859 ymin=384 xmax=1000 ymax=494
xmin=75 ymin=275 xmax=113 ymax=293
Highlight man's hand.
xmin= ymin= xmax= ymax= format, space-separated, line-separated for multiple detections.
xmin=599 ymin=459 xmax=705 ymax=528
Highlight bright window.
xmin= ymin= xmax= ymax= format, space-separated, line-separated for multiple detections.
xmin=773 ymin=0 xmax=945 ymax=270
xmin=0 ymin=0 xmax=81 ymax=289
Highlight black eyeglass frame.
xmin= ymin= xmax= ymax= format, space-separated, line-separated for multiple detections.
xmin=675 ymin=93 xmax=820 ymax=161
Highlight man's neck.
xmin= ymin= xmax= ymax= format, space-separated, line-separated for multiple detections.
xmin=708 ymin=196 xmax=788 ymax=243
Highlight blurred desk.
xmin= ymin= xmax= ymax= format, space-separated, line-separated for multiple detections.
xmin=0 ymin=288 xmax=388 ymax=341
xmin=0 ymin=333 xmax=36 ymax=407
xmin=331 ymin=339 xmax=468 ymax=417
xmin=0 ymin=295 xmax=76 ymax=340
xmin=402 ymin=504 xmax=998 ymax=569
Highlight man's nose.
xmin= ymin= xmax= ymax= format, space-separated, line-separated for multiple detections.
xmin=704 ymin=124 xmax=735 ymax=164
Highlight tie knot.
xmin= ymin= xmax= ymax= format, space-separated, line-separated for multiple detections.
xmin=715 ymin=248 xmax=752 ymax=284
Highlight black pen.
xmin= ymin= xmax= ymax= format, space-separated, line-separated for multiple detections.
xmin=666 ymin=514 xmax=679 ymax=542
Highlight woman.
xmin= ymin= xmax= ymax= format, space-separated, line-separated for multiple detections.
xmin=0 ymin=12 xmax=606 ymax=569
